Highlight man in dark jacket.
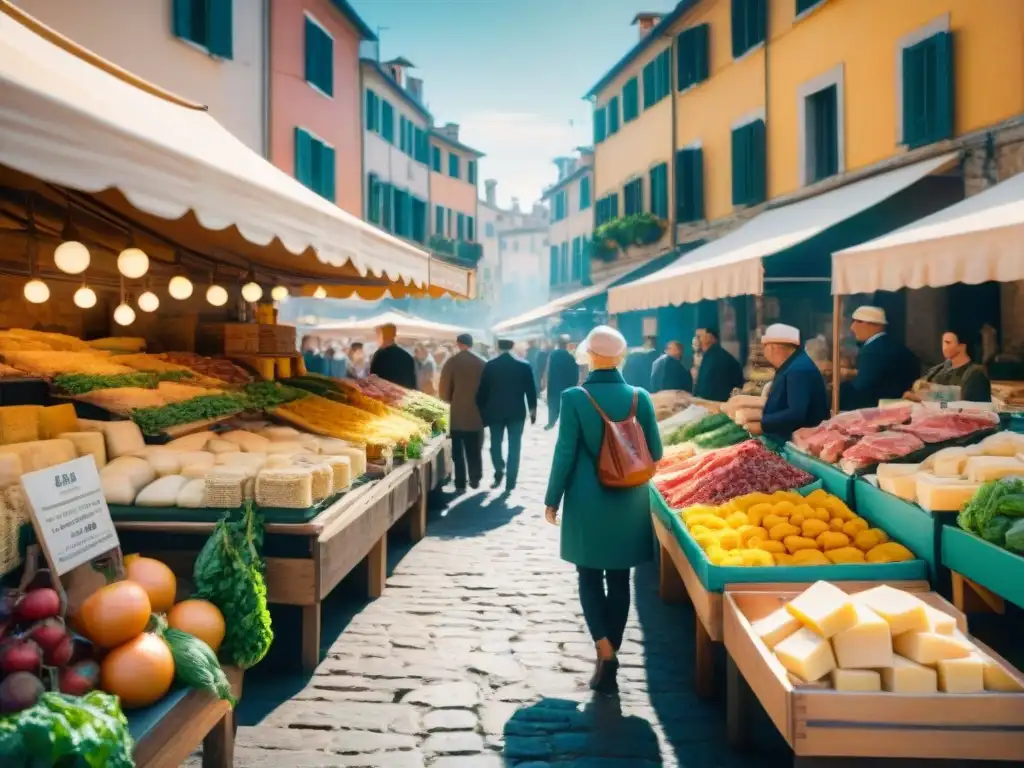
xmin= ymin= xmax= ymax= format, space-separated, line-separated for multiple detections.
xmin=650 ymin=340 xmax=693 ymax=393
xmin=439 ymin=333 xmax=486 ymax=492
xmin=544 ymin=336 xmax=578 ymax=429
xmin=533 ymin=340 xmax=551 ymax=393
xmin=476 ymin=339 xmax=537 ymax=491
xmin=694 ymin=327 xmax=744 ymax=402
xmin=622 ymin=335 xmax=659 ymax=390
xmin=369 ymin=323 xmax=417 ymax=390
xmin=760 ymin=324 xmax=830 ymax=443
xmin=840 ymin=306 xmax=920 ymax=410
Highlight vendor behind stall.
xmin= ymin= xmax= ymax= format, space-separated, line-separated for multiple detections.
xmin=650 ymin=341 xmax=693 ymax=393
xmin=759 ymin=324 xmax=829 ymax=443
xmin=623 ymin=336 xmax=659 ymax=390
xmin=694 ymin=327 xmax=744 ymax=402
xmin=905 ymin=329 xmax=992 ymax=403
xmin=839 ymin=306 xmax=920 ymax=410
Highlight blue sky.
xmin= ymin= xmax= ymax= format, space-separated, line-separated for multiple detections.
xmin=349 ymin=0 xmax=677 ymax=209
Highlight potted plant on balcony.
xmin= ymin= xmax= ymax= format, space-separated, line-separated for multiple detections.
xmin=586 ymin=235 xmax=618 ymax=263
xmin=630 ymin=212 xmax=665 ymax=245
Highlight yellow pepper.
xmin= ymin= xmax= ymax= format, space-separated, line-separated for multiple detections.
xmin=853 ymin=528 xmax=889 ymax=552
xmin=816 ymin=531 xmax=851 ymax=551
xmin=746 ymin=502 xmax=774 ymax=526
xmin=789 ymin=512 xmax=805 ymax=527
xmin=806 ymin=506 xmax=831 ymax=522
xmin=865 ymin=542 xmax=914 ymax=563
xmin=801 ymin=519 xmax=830 ymax=538
xmin=725 ymin=511 xmax=750 ymax=529
xmin=763 ymin=514 xmax=789 ymax=531
xmin=784 ymin=535 xmax=820 ymax=554
xmin=769 ymin=522 xmax=801 ymax=541
xmin=792 ymin=549 xmax=829 ymax=565
xmin=842 ymin=517 xmax=869 ymax=538
xmin=754 ymin=539 xmax=786 ymax=554
xmin=829 ymin=517 xmax=846 ymax=531
xmin=718 ymin=529 xmax=741 ymax=550
xmin=773 ymin=552 xmax=796 ymax=566
xmin=740 ymin=526 xmax=769 ymax=547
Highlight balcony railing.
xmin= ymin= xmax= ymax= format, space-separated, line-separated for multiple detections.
xmin=428 ymin=235 xmax=483 ymax=268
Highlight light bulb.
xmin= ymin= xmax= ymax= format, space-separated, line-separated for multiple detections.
xmin=73 ymin=286 xmax=97 ymax=309
xmin=313 ymin=285 xmax=327 ymax=299
xmin=241 ymin=282 xmax=263 ymax=302
xmin=54 ymin=240 xmax=90 ymax=275
xmin=168 ymin=275 xmax=193 ymax=300
xmin=206 ymin=285 xmax=228 ymax=306
xmin=137 ymin=291 xmax=160 ymax=312
xmin=271 ymin=285 xmax=289 ymax=301
xmin=113 ymin=303 xmax=136 ymax=326
xmin=117 ymin=247 xmax=149 ymax=279
xmin=23 ymin=279 xmax=50 ymax=304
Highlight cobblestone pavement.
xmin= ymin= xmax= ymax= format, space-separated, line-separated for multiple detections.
xmin=201 ymin=407 xmax=787 ymax=767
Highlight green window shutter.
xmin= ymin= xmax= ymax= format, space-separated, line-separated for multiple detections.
xmin=468 ymin=160 xmax=477 ymax=185
xmin=404 ymin=193 xmax=413 ymax=238
xmin=749 ymin=119 xmax=766 ymax=204
xmin=649 ymin=163 xmax=668 ymax=219
xmin=731 ymin=125 xmax=748 ymax=206
xmin=549 ymin=246 xmax=559 ymax=285
xmin=560 ymin=243 xmax=569 ymax=282
xmin=642 ymin=61 xmax=655 ymax=108
xmin=207 ymin=0 xmax=233 ymax=58
xmin=294 ymin=127 xmax=313 ymax=188
xmin=659 ymin=49 xmax=671 ymax=100
xmin=432 ymin=145 xmax=441 ymax=172
xmin=796 ymin=0 xmax=821 ymax=14
xmin=809 ymin=86 xmax=838 ymax=180
xmin=623 ymin=77 xmax=639 ymax=122
xmin=580 ymin=176 xmax=591 ymax=210
xmin=172 ymin=0 xmax=192 ymax=41
xmin=381 ymin=183 xmax=393 ymax=231
xmin=732 ymin=0 xmax=765 ymax=58
xmin=572 ymin=237 xmax=582 ymax=280
xmin=456 ymin=213 xmax=465 ymax=239
xmin=398 ymin=117 xmax=406 ymax=152
xmin=434 ymin=205 xmax=444 ymax=234
xmin=678 ymin=25 xmax=710 ymax=91
xmin=367 ymin=174 xmax=380 ymax=223
xmin=304 ymin=18 xmax=331 ymax=94
xmin=467 ymin=216 xmax=475 ymax=241
xmin=594 ymin=107 xmax=607 ymax=143
xmin=364 ymin=90 xmax=377 ymax=131
xmin=321 ymin=144 xmax=336 ymax=202
xmin=675 ymin=148 xmax=704 ymax=222
xmin=933 ymin=32 xmax=955 ymax=143
xmin=608 ymin=96 xmax=620 ymax=134
xmin=624 ymin=178 xmax=643 ymax=216
xmin=380 ymin=101 xmax=394 ymax=143
xmin=695 ymin=24 xmax=710 ymax=82
xmin=448 ymin=153 xmax=459 ymax=179
xmin=610 ymin=193 xmax=619 ymax=218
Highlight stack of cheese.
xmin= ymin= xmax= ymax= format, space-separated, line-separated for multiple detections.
xmin=752 ymin=581 xmax=1024 ymax=694
xmin=877 ymin=433 xmax=1024 ymax=512
xmin=722 ymin=394 xmax=767 ymax=437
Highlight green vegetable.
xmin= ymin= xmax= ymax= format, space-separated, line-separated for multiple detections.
xmin=243 ymin=381 xmax=309 ymax=410
xmin=959 ymin=478 xmax=1024 ymax=535
xmin=0 ymin=691 xmax=134 ymax=768
xmin=194 ymin=502 xmax=273 ymax=669
xmin=693 ymin=423 xmax=748 ymax=450
xmin=161 ymin=625 xmax=237 ymax=706
xmin=676 ymin=412 xmax=731 ymax=442
xmin=131 ymin=393 xmax=247 ymax=435
xmin=1006 ymin=518 xmax=1024 ymax=553
xmin=54 ymin=370 xmax=196 ymax=395
xmin=981 ymin=514 xmax=1016 ymax=545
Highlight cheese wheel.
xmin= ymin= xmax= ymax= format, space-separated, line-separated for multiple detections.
xmin=101 ymin=421 xmax=146 ymax=459
xmin=101 ymin=456 xmax=156 ymax=492
xmin=136 ymin=476 xmax=189 ymax=507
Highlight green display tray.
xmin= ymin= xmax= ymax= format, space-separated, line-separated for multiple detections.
xmin=651 ymin=486 xmax=927 ymax=592
xmin=127 ymin=686 xmax=188 ymax=742
xmin=784 ymin=444 xmax=855 ymax=505
xmin=942 ymin=526 xmax=1024 ymax=610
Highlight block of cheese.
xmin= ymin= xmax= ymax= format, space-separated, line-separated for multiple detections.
xmin=774 ymin=627 xmax=836 ymax=682
xmin=929 ymin=447 xmax=971 ymax=478
xmin=265 ymin=441 xmax=309 ymax=456
xmin=292 ymin=457 xmax=335 ymax=501
xmin=136 ymin=475 xmax=189 ymax=507
xmin=166 ymin=431 xmax=214 ymax=451
xmin=892 ymin=631 xmax=973 ymax=665
xmin=146 ymin=450 xmax=182 ymax=478
xmin=0 ymin=405 xmax=42 ymax=445
xmin=877 ymin=462 xmax=922 ymax=480
xmin=881 ymin=656 xmax=938 ymax=693
xmin=177 ymin=451 xmax=216 ymax=469
xmin=785 ymin=581 xmax=857 ymax=638
xmin=831 ymin=668 xmax=881 ymax=692
xmin=255 ymin=467 xmax=315 ymax=509
xmin=220 ymin=430 xmax=270 ymax=452
xmin=922 ymin=603 xmax=956 ymax=635
xmin=854 ymin=585 xmax=930 ymax=636
xmin=315 ymin=439 xmax=366 ymax=476
xmin=176 ymin=478 xmax=207 ymax=508
xmin=0 ymin=439 xmax=78 ymax=472
xmin=75 ymin=418 xmax=107 ymax=433
xmin=206 ymin=438 xmax=240 ymax=454
xmin=977 ymin=432 xmax=1024 ymax=458
xmin=315 ymin=455 xmax=353 ymax=491
xmin=752 ymin=607 xmax=803 ymax=651
xmin=217 ymin=453 xmax=267 ymax=472
xmin=260 ymin=426 xmax=302 ymax=442
xmin=181 ymin=464 xmax=211 ymax=480
xmin=101 ymin=456 xmax=157 ymax=492
xmin=831 ymin=602 xmax=893 ymax=669
xmin=980 ymin=654 xmax=1024 ymax=692
xmin=964 ymin=456 xmax=1024 ymax=483
xmin=936 ymin=655 xmax=984 ymax=693
xmin=58 ymin=432 xmax=107 ymax=469
xmin=39 ymin=404 xmax=79 ymax=440
xmin=914 ymin=473 xmax=980 ymax=512
xmin=101 ymin=421 xmax=146 ymax=459
xmin=101 ymin=473 xmax=136 ymax=505
xmin=878 ymin=465 xmax=919 ymax=501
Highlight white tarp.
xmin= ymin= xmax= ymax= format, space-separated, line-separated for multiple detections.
xmin=608 ymin=153 xmax=957 ymax=314
xmin=0 ymin=5 xmax=431 ymax=287
xmin=833 ymin=170 xmax=1024 ymax=294
xmin=312 ymin=311 xmax=478 ymax=342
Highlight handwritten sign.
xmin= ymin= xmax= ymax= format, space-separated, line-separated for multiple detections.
xmin=20 ymin=455 xmax=119 ymax=576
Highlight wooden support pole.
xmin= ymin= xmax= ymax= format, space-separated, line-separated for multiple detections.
xmin=831 ymin=292 xmax=842 ymax=415
xmin=301 ymin=604 xmax=321 ymax=673
xmin=367 ymin=534 xmax=387 ymax=599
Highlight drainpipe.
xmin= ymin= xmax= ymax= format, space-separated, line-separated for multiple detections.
xmin=763 ymin=6 xmax=770 ymax=203
xmin=358 ymin=64 xmax=367 ymax=220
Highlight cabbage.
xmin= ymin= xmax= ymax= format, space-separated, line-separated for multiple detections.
xmin=1006 ymin=518 xmax=1024 ymax=553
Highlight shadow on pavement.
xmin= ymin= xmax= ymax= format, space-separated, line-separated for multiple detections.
xmin=501 ymin=695 xmax=662 ymax=766
xmin=428 ymin=488 xmax=526 ymax=538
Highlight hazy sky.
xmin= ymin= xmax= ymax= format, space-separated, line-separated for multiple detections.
xmin=350 ymin=0 xmax=676 ymax=209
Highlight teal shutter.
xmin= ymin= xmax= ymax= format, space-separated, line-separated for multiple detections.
xmin=381 ymin=183 xmax=393 ymax=230
xmin=659 ymin=49 xmax=671 ymax=99
xmin=321 ymin=144 xmax=336 ymax=202
xmin=381 ymin=101 xmax=394 ymax=143
xmin=933 ymin=32 xmax=955 ymax=143
xmin=456 ymin=213 xmax=465 ymax=239
xmin=571 ymin=237 xmax=581 ymax=280
xmin=580 ymin=176 xmax=591 ymax=210
xmin=749 ymin=120 xmax=766 ymax=203
xmin=468 ymin=160 xmax=477 ymax=184
xmin=678 ymin=25 xmax=710 ymax=90
xmin=731 ymin=126 xmax=747 ymax=206
xmin=676 ymin=148 xmax=704 ymax=222
xmin=434 ymin=205 xmax=444 ymax=234
xmin=560 ymin=243 xmax=569 ymax=282
xmin=431 ymin=145 xmax=441 ymax=172
xmin=796 ymin=0 xmax=820 ymax=14
xmin=810 ymin=87 xmax=838 ymax=180
xmin=367 ymin=174 xmax=380 ymax=223
xmin=294 ymin=127 xmax=313 ymax=187
xmin=649 ymin=163 xmax=668 ymax=218
xmin=642 ymin=61 xmax=655 ymax=108
xmin=610 ymin=193 xmax=619 ymax=218
xmin=172 ymin=0 xmax=191 ymax=40
xmin=404 ymin=193 xmax=413 ymax=238
xmin=549 ymin=246 xmax=559 ymax=285
xmin=449 ymin=153 xmax=460 ymax=179
xmin=695 ymin=25 xmax=710 ymax=82
xmin=608 ymin=96 xmax=620 ymax=134
xmin=623 ymin=78 xmax=639 ymax=122
xmin=594 ymin=107 xmax=607 ymax=143
xmin=207 ymin=0 xmax=233 ymax=58
xmin=467 ymin=216 xmax=475 ymax=241
xmin=303 ymin=18 xmax=317 ymax=87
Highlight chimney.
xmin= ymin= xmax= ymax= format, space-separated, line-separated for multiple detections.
xmin=511 ymin=197 xmax=521 ymax=214
xmin=632 ymin=12 xmax=663 ymax=40
xmin=484 ymin=179 xmax=497 ymax=206
xmin=553 ymin=156 xmax=573 ymax=180
xmin=437 ymin=122 xmax=460 ymax=141
xmin=383 ymin=57 xmax=415 ymax=88
xmin=406 ymin=76 xmax=424 ymax=103
xmin=388 ymin=64 xmax=404 ymax=86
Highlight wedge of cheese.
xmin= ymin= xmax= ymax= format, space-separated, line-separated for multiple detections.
xmin=936 ymin=655 xmax=984 ymax=693
xmin=831 ymin=602 xmax=893 ymax=669
xmin=785 ymin=581 xmax=857 ymax=638
xmin=166 ymin=431 xmax=214 ymax=451
xmin=882 ymin=655 xmax=938 ymax=693
xmin=980 ymin=655 xmax=1024 ymax=692
xmin=892 ymin=631 xmax=973 ymax=665
xmin=878 ymin=464 xmax=919 ymax=501
xmin=58 ymin=432 xmax=107 ymax=469
xmin=751 ymin=607 xmax=802 ymax=650
xmin=853 ymin=585 xmax=930 ymax=636
xmin=929 ymin=447 xmax=971 ymax=478
xmin=915 ymin=473 xmax=981 ymax=512
xmin=921 ymin=603 xmax=956 ymax=635
xmin=964 ymin=456 xmax=1024 ymax=483
xmin=101 ymin=421 xmax=146 ymax=459
xmin=977 ymin=432 xmax=1024 ymax=458
xmin=0 ymin=439 xmax=77 ymax=472
xmin=774 ymin=627 xmax=836 ymax=683
xmin=831 ymin=668 xmax=881 ymax=692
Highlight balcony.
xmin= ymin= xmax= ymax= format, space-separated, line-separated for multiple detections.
xmin=428 ymin=235 xmax=483 ymax=268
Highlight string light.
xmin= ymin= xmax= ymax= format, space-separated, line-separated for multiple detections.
xmin=206 ymin=284 xmax=228 ymax=307
xmin=271 ymin=285 xmax=289 ymax=301
xmin=73 ymin=286 xmax=97 ymax=309
xmin=168 ymin=275 xmax=193 ymax=300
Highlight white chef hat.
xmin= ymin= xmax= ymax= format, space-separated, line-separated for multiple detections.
xmin=852 ymin=305 xmax=888 ymax=325
xmin=761 ymin=323 xmax=800 ymax=346
xmin=576 ymin=325 xmax=627 ymax=363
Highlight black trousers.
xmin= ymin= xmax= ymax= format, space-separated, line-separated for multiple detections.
xmin=577 ymin=567 xmax=631 ymax=650
xmin=547 ymin=388 xmax=565 ymax=426
xmin=450 ymin=430 xmax=483 ymax=488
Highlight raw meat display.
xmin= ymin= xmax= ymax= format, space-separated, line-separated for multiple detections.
xmin=838 ymin=432 xmax=925 ymax=473
xmin=654 ymin=440 xmax=813 ymax=509
xmin=831 ymin=405 xmax=913 ymax=435
xmin=892 ymin=410 xmax=999 ymax=444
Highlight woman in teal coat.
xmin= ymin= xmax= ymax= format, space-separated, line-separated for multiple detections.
xmin=544 ymin=326 xmax=663 ymax=695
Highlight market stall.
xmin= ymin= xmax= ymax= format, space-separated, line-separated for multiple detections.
xmin=310 ymin=310 xmax=481 ymax=344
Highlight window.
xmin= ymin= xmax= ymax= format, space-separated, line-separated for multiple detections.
xmin=294 ymin=128 xmax=335 ymax=202
xmin=380 ymin=100 xmax=395 ymax=143
xmin=172 ymin=0 xmax=233 ymax=58
xmin=485 ymin=222 xmax=495 ymax=237
xmin=622 ymin=77 xmax=640 ymax=122
xmin=456 ymin=213 xmax=466 ymax=240
xmin=675 ymin=147 xmax=704 ymax=223
xmin=449 ymin=153 xmax=460 ymax=179
xmin=732 ymin=119 xmax=767 ymax=206
xmin=303 ymin=16 xmax=333 ymax=96
xmin=560 ymin=243 xmax=569 ymax=283
xmin=393 ymin=189 xmax=412 ymax=238
xmin=381 ymin=182 xmax=393 ymax=230
xmin=595 ymin=194 xmax=619 ymax=226
xmin=367 ymin=173 xmax=381 ymax=224
xmin=365 ymin=89 xmax=379 ymax=132
xmin=468 ymin=160 xmax=477 ymax=185
xmin=732 ymin=0 xmax=767 ymax=58
xmin=902 ymin=32 xmax=954 ymax=149
xmin=649 ymin=163 xmax=669 ymax=219
xmin=467 ymin=216 xmax=476 ymax=241
xmin=399 ymin=116 xmax=410 ymax=154
xmin=594 ymin=106 xmax=607 ymax=144
xmin=580 ymin=176 xmax=592 ymax=210
xmin=571 ymin=237 xmax=583 ymax=281
xmin=411 ymin=197 xmax=427 ymax=243
xmin=642 ymin=49 xmax=672 ymax=109
xmin=413 ymin=127 xmax=429 ymax=164
xmin=549 ymin=245 xmax=559 ymax=285
xmin=448 ymin=209 xmax=453 ymax=236
xmin=676 ymin=24 xmax=710 ymax=91
xmin=806 ymin=85 xmax=839 ymax=182
xmin=431 ymin=145 xmax=442 ymax=172
xmin=435 ymin=205 xmax=445 ymax=235
xmin=796 ymin=0 xmax=825 ymax=15
xmin=623 ymin=178 xmax=643 ymax=216
xmin=553 ymin=190 xmax=567 ymax=222
xmin=608 ymin=96 xmax=620 ymax=135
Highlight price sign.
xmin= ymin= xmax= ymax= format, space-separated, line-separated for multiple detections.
xmin=20 ymin=455 xmax=119 ymax=576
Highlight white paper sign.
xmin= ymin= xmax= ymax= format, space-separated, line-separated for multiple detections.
xmin=20 ymin=456 xmax=119 ymax=576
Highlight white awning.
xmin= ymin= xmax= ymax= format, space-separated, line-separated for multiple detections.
xmin=833 ymin=170 xmax=1024 ymax=295
xmin=608 ymin=153 xmax=957 ymax=314
xmin=311 ymin=311 xmax=479 ymax=342
xmin=491 ymin=279 xmax=614 ymax=334
xmin=0 ymin=4 xmax=435 ymax=291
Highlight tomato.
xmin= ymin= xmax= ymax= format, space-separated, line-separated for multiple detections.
xmin=100 ymin=632 xmax=174 ymax=709
xmin=167 ymin=599 xmax=226 ymax=653
xmin=78 ymin=581 xmax=151 ymax=649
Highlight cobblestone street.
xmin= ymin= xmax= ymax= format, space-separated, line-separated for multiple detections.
xmin=217 ymin=408 xmax=784 ymax=767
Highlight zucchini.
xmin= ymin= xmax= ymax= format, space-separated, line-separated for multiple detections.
xmin=676 ymin=412 xmax=731 ymax=442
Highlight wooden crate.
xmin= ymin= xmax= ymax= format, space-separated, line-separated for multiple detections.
xmin=258 ymin=324 xmax=297 ymax=355
xmin=196 ymin=323 xmax=259 ymax=356
xmin=723 ymin=587 xmax=1024 ymax=762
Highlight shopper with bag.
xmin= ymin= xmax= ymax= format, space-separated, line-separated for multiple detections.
xmin=543 ymin=325 xmax=663 ymax=696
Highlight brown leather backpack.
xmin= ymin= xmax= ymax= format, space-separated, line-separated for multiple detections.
xmin=581 ymin=389 xmax=656 ymax=489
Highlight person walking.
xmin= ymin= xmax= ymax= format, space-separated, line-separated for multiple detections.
xmin=543 ymin=326 xmax=663 ymax=695
xmin=650 ymin=340 xmax=693 ymax=393
xmin=301 ymin=335 xmax=326 ymax=376
xmin=476 ymin=339 xmax=537 ymax=492
xmin=534 ymin=340 xmax=552 ymax=394
xmin=622 ymin=335 xmax=659 ymax=390
xmin=369 ymin=323 xmax=417 ymax=390
xmin=439 ymin=333 xmax=486 ymax=492
xmin=545 ymin=336 xmax=579 ymax=429
xmin=413 ymin=343 xmax=439 ymax=396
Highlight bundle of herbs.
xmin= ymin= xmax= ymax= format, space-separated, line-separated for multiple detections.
xmin=54 ymin=370 xmax=194 ymax=395
xmin=130 ymin=393 xmax=248 ymax=435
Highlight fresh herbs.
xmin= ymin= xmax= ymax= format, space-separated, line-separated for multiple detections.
xmin=0 ymin=691 xmax=134 ymax=768
xmin=193 ymin=503 xmax=273 ymax=669
xmin=53 ymin=370 xmax=195 ymax=395
xmin=243 ymin=381 xmax=309 ymax=410
xmin=958 ymin=477 xmax=1024 ymax=548
xmin=131 ymin=393 xmax=247 ymax=435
